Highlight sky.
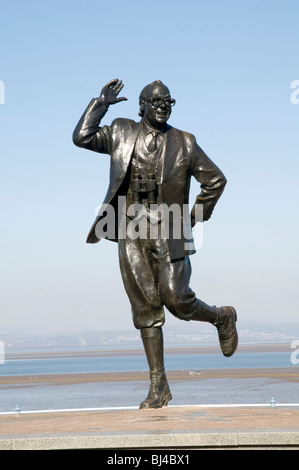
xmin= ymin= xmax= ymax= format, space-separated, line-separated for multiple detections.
xmin=0 ymin=0 xmax=298 ymax=335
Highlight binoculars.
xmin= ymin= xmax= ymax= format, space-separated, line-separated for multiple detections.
xmin=131 ymin=173 xmax=158 ymax=204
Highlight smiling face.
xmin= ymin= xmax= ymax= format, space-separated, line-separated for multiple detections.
xmin=140 ymin=82 xmax=173 ymax=129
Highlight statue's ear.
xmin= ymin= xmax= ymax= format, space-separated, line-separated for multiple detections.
xmin=138 ymin=99 xmax=145 ymax=117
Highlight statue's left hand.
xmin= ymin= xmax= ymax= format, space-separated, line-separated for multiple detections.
xmin=99 ymin=79 xmax=128 ymax=106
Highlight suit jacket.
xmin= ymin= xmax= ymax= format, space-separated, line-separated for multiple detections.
xmin=73 ymin=98 xmax=227 ymax=260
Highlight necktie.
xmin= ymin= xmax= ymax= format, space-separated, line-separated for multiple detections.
xmin=147 ymin=131 xmax=158 ymax=152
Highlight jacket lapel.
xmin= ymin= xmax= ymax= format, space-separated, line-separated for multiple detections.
xmin=162 ymin=125 xmax=181 ymax=182
xmin=121 ymin=121 xmax=141 ymax=172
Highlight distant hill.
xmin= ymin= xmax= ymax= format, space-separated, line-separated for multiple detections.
xmin=2 ymin=321 xmax=299 ymax=349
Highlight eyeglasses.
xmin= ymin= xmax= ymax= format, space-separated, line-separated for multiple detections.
xmin=143 ymin=96 xmax=176 ymax=108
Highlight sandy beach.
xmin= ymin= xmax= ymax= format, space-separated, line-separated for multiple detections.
xmin=0 ymin=367 xmax=298 ymax=387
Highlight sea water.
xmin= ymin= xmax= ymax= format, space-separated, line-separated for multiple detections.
xmin=0 ymin=348 xmax=298 ymax=412
xmin=0 ymin=351 xmax=295 ymax=376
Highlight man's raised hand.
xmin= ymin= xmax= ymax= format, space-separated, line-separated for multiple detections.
xmin=99 ymin=79 xmax=127 ymax=106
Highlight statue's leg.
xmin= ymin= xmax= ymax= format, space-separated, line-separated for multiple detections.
xmin=118 ymin=236 xmax=171 ymax=407
xmin=157 ymin=254 xmax=238 ymax=357
xmin=118 ymin=235 xmax=165 ymax=329
xmin=139 ymin=326 xmax=172 ymax=409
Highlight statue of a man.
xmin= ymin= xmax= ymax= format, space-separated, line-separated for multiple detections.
xmin=73 ymin=78 xmax=238 ymax=409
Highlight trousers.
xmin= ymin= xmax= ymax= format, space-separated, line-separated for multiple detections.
xmin=118 ymin=222 xmax=216 ymax=329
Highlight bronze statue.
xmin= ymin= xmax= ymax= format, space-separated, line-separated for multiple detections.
xmin=73 ymin=79 xmax=238 ymax=409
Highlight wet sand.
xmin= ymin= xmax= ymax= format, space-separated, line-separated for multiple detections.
xmin=0 ymin=367 xmax=298 ymax=387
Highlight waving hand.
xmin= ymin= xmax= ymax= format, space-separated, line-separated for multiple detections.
xmin=99 ymin=79 xmax=127 ymax=106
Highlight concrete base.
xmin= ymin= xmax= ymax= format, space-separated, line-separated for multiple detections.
xmin=1 ymin=432 xmax=299 ymax=451
xmin=0 ymin=405 xmax=299 ymax=450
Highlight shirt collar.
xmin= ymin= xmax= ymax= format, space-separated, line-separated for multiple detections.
xmin=142 ymin=119 xmax=166 ymax=136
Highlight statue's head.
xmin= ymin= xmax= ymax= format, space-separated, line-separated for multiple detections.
xmin=138 ymin=80 xmax=175 ymax=128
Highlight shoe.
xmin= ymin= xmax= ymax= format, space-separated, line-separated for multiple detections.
xmin=214 ymin=306 xmax=238 ymax=357
xmin=139 ymin=372 xmax=172 ymax=409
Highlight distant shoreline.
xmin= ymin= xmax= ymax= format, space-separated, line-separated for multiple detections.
xmin=4 ymin=343 xmax=293 ymax=360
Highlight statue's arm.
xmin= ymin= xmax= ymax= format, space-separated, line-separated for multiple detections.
xmin=191 ymin=140 xmax=227 ymax=224
xmin=72 ymin=98 xmax=111 ymax=153
xmin=72 ymin=79 xmax=127 ymax=154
